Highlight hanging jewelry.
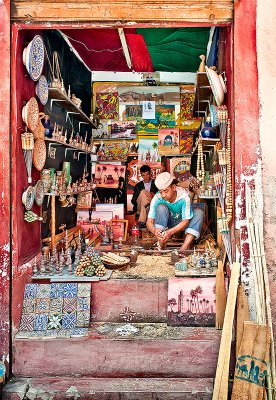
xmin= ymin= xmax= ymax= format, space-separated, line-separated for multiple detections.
xmin=196 ymin=139 xmax=205 ymax=188
xmin=226 ymin=119 xmax=233 ymax=223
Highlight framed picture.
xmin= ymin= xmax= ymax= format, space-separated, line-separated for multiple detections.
xmin=111 ymin=218 xmax=129 ymax=242
xmin=76 ymin=191 xmax=93 ymax=210
xmin=95 ymin=163 xmax=126 ymax=189
xmin=158 ymin=128 xmax=180 ymax=155
xmin=167 ymin=277 xmax=216 ymax=327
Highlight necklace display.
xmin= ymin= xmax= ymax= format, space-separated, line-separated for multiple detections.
xmin=226 ymin=119 xmax=232 ymax=223
xmin=196 ymin=139 xmax=205 ymax=187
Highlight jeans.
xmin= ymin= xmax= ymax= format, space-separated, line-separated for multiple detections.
xmin=154 ymin=203 xmax=204 ymax=240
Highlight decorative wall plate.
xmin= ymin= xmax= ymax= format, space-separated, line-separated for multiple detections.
xmin=205 ymin=67 xmax=227 ymax=107
xmin=22 ymin=97 xmax=39 ymax=132
xmin=22 ymin=35 xmax=45 ymax=81
xmin=22 ymin=186 xmax=35 ymax=211
xmin=35 ymin=75 xmax=48 ymax=105
xmin=34 ymin=180 xmax=45 ymax=206
xmin=33 ymin=139 xmax=46 ymax=171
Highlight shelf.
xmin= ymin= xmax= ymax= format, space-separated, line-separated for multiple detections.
xmin=32 ymin=268 xmax=113 ymax=282
xmin=192 ymin=138 xmax=220 ymax=155
xmin=48 ymin=88 xmax=97 ymax=129
xmin=45 ymin=137 xmax=93 ymax=155
xmin=44 ymin=188 xmax=94 ymax=196
xmin=198 ymin=195 xmax=219 ymax=199
xmin=193 ymin=72 xmax=212 ymax=117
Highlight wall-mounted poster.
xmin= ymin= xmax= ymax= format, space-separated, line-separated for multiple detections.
xmin=95 ymin=163 xmax=126 ymax=189
xmin=156 ymin=105 xmax=176 ymax=128
xmin=136 ymin=118 xmax=159 ymax=137
xmin=169 ymin=156 xmax=191 ymax=180
xmin=180 ymin=85 xmax=195 ymax=120
xmin=167 ymin=277 xmax=216 ymax=327
xmin=179 ymin=129 xmax=195 ymax=154
xmin=142 ymin=101 xmax=156 ymax=119
xmin=158 ymin=128 xmax=180 ymax=155
xmin=109 ymin=120 xmax=137 ymax=139
xmin=125 ymin=105 xmax=143 ymax=119
xmin=118 ymin=86 xmax=180 ymax=105
xmin=97 ymin=142 xmax=130 ymax=161
xmin=96 ymin=92 xmax=119 ymax=120
xmin=92 ymin=120 xmax=110 ymax=139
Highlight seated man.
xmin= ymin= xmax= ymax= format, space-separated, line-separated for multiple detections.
xmin=146 ymin=172 xmax=204 ymax=252
xmin=131 ymin=164 xmax=158 ymax=228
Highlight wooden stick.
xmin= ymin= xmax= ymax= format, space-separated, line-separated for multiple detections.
xmin=215 ymin=251 xmax=227 ymax=330
xmin=212 ymin=262 xmax=240 ymax=400
xmin=51 ymin=195 xmax=56 ymax=252
xmin=236 ymin=284 xmax=250 ymax=354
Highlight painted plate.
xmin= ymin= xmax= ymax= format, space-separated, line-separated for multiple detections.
xmin=35 ymin=75 xmax=48 ymax=105
xmin=22 ymin=186 xmax=35 ymax=211
xmin=33 ymin=139 xmax=46 ymax=171
xmin=209 ymin=105 xmax=219 ymax=127
xmin=22 ymin=97 xmax=39 ymax=132
xmin=28 ymin=35 xmax=44 ymax=81
xmin=34 ymin=180 xmax=45 ymax=206
xmin=205 ymin=67 xmax=225 ymax=106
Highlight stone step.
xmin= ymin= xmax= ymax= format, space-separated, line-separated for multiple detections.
xmin=3 ymin=377 xmax=214 ymax=399
xmin=13 ymin=323 xmax=220 ymax=378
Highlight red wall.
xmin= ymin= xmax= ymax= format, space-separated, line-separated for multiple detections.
xmin=0 ymin=0 xmax=11 ymax=368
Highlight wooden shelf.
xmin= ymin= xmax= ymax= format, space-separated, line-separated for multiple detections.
xmin=45 ymin=137 xmax=93 ymax=155
xmin=48 ymin=88 xmax=97 ymax=129
xmin=193 ymin=72 xmax=212 ymax=117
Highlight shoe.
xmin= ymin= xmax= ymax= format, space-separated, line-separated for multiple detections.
xmin=138 ymin=222 xmax=146 ymax=229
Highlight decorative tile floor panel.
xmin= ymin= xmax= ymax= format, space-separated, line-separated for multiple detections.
xmin=18 ymin=283 xmax=91 ymax=336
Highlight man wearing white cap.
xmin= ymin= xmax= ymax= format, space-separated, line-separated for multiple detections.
xmin=146 ymin=172 xmax=204 ymax=251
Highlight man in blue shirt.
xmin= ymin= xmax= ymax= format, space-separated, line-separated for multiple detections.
xmin=146 ymin=172 xmax=204 ymax=251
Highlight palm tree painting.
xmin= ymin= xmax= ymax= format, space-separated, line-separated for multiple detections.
xmin=167 ymin=277 xmax=216 ymax=327
xmin=95 ymin=163 xmax=126 ymax=189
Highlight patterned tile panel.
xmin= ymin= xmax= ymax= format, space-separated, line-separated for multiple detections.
xmin=77 ymin=297 xmax=90 ymax=312
xmin=50 ymin=283 xmax=64 ymax=298
xmin=47 ymin=314 xmax=62 ymax=330
xmin=35 ymin=298 xmax=50 ymax=314
xmin=62 ymin=312 xmax=77 ymax=329
xmin=22 ymin=298 xmax=36 ymax=315
xmin=36 ymin=284 xmax=51 ymax=298
xmin=34 ymin=314 xmax=48 ymax=331
xmin=63 ymin=298 xmax=77 ymax=314
xmin=24 ymin=284 xmax=38 ymax=299
xmin=62 ymin=283 xmax=78 ymax=298
xmin=49 ymin=297 xmax=63 ymax=315
xmin=19 ymin=314 xmax=35 ymax=331
xmin=76 ymin=310 xmax=90 ymax=328
xmin=77 ymin=283 xmax=91 ymax=298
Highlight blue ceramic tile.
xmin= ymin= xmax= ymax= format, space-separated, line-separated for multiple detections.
xmin=50 ymin=283 xmax=64 ymax=298
xmin=77 ymin=297 xmax=90 ymax=312
xmin=62 ymin=312 xmax=77 ymax=329
xmin=49 ymin=298 xmax=63 ymax=314
xmin=36 ymin=298 xmax=50 ymax=314
xmin=62 ymin=283 xmax=78 ymax=298
xmin=47 ymin=314 xmax=62 ymax=330
xmin=70 ymin=328 xmax=88 ymax=337
xmin=19 ymin=313 xmax=35 ymax=331
xmin=22 ymin=298 xmax=36 ymax=315
xmin=77 ymin=283 xmax=91 ymax=298
xmin=24 ymin=284 xmax=38 ymax=299
xmin=36 ymin=284 xmax=51 ymax=298
xmin=63 ymin=298 xmax=77 ymax=314
xmin=34 ymin=314 xmax=48 ymax=331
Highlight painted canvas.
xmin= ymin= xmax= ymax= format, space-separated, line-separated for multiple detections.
xmin=180 ymin=85 xmax=195 ymax=120
xmin=77 ymin=210 xmax=112 ymax=234
xmin=169 ymin=155 xmax=191 ymax=180
xmin=97 ymin=142 xmax=130 ymax=161
xmin=109 ymin=120 xmax=137 ymax=139
xmin=136 ymin=118 xmax=159 ymax=137
xmin=92 ymin=120 xmax=110 ymax=139
xmin=158 ymin=128 xmax=180 ymax=155
xmin=95 ymin=164 xmax=126 ymax=189
xmin=125 ymin=105 xmax=143 ymax=119
xmin=118 ymin=85 xmax=180 ymax=105
xmin=179 ymin=129 xmax=196 ymax=154
xmin=96 ymin=92 xmax=119 ymax=120
xmin=156 ymin=105 xmax=176 ymax=128
xmin=138 ymin=138 xmax=161 ymax=165
xmin=167 ymin=277 xmax=216 ymax=327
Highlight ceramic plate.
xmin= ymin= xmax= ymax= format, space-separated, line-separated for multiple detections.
xmin=33 ymin=139 xmax=46 ymax=171
xmin=22 ymin=186 xmax=35 ymax=211
xmin=205 ymin=67 xmax=225 ymax=106
xmin=34 ymin=180 xmax=45 ymax=206
xmin=35 ymin=75 xmax=48 ymax=105
xmin=22 ymin=97 xmax=39 ymax=132
xmin=28 ymin=35 xmax=45 ymax=81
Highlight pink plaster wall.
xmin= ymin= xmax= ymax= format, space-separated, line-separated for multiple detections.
xmin=256 ymin=0 xmax=276 ymax=334
xmin=0 ymin=1 xmax=11 ymax=369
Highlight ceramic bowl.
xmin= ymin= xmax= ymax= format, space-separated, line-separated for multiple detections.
xmin=209 ymin=105 xmax=219 ymax=127
xmin=35 ymin=75 xmax=49 ymax=105
xmin=205 ymin=67 xmax=227 ymax=106
xmin=22 ymin=186 xmax=35 ymax=211
xmin=22 ymin=35 xmax=44 ymax=81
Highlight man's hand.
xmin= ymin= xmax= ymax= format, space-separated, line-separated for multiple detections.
xmin=158 ymin=230 xmax=172 ymax=243
xmin=154 ymin=228 xmax=164 ymax=239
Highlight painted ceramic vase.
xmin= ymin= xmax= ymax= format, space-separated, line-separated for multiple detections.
xmin=201 ymin=117 xmax=217 ymax=138
xmin=22 ymin=35 xmax=45 ymax=81
xmin=62 ymin=162 xmax=72 ymax=188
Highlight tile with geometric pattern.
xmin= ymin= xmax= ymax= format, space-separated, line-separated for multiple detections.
xmin=47 ymin=314 xmax=62 ymax=330
xmin=62 ymin=283 xmax=78 ymax=298
xmin=63 ymin=298 xmax=77 ymax=314
xmin=77 ymin=297 xmax=90 ymax=312
xmin=24 ymin=284 xmax=38 ymax=299
xmin=22 ymin=298 xmax=36 ymax=315
xmin=19 ymin=313 xmax=35 ymax=331
xmin=34 ymin=313 xmax=48 ymax=331
xmin=62 ymin=312 xmax=77 ymax=329
xmin=36 ymin=284 xmax=51 ymax=299
xmin=35 ymin=298 xmax=50 ymax=314
xmin=49 ymin=297 xmax=63 ymax=315
xmin=76 ymin=310 xmax=90 ymax=328
xmin=50 ymin=283 xmax=64 ymax=298
xmin=77 ymin=283 xmax=91 ymax=298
